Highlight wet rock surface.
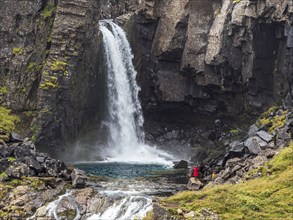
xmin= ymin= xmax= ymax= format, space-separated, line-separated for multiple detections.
xmin=0 ymin=133 xmax=90 ymax=219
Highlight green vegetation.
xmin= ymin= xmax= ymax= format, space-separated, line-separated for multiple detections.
xmin=143 ymin=211 xmax=153 ymax=220
xmin=25 ymin=62 xmax=42 ymax=74
xmin=8 ymin=157 xmax=16 ymax=163
xmin=12 ymin=47 xmax=23 ymax=55
xmin=0 ymin=86 xmax=8 ymax=95
xmin=0 ymin=172 xmax=8 ymax=181
xmin=162 ymin=143 xmax=293 ymax=219
xmin=40 ymin=80 xmax=58 ymax=89
xmin=43 ymin=3 xmax=57 ymax=18
xmin=229 ymin=129 xmax=240 ymax=135
xmin=40 ymin=71 xmax=59 ymax=89
xmin=257 ymin=107 xmax=287 ymax=133
xmin=50 ymin=60 xmax=68 ymax=72
xmin=0 ymin=107 xmax=20 ymax=141
xmin=233 ymin=0 xmax=242 ymax=3
xmin=25 ymin=177 xmax=45 ymax=189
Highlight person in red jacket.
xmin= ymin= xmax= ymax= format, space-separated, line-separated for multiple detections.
xmin=192 ymin=165 xmax=199 ymax=178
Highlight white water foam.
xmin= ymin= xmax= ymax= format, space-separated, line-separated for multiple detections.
xmin=87 ymin=196 xmax=152 ymax=220
xmin=99 ymin=20 xmax=174 ymax=165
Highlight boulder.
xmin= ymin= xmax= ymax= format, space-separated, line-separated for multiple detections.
xmin=258 ymin=149 xmax=278 ymax=158
xmin=276 ymin=129 xmax=291 ymax=141
xmin=256 ymin=130 xmax=273 ymax=143
xmin=251 ymin=156 xmax=268 ymax=168
xmin=173 ymin=160 xmax=188 ymax=169
xmin=25 ymin=157 xmax=43 ymax=174
xmin=187 ymin=177 xmax=203 ymax=190
xmin=244 ymin=137 xmax=262 ymax=154
xmin=248 ymin=124 xmax=259 ymax=136
xmin=231 ymin=165 xmax=242 ymax=173
xmin=221 ymin=168 xmax=231 ymax=180
xmin=54 ymin=196 xmax=79 ymax=219
xmin=6 ymin=163 xmax=34 ymax=179
xmin=225 ymin=158 xmax=242 ymax=167
xmin=71 ymin=169 xmax=87 ymax=188
xmin=9 ymin=132 xmax=23 ymax=142
xmin=184 ymin=211 xmax=195 ymax=218
xmin=228 ymin=143 xmax=245 ymax=158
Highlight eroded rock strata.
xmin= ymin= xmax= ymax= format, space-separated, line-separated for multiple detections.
xmin=1 ymin=0 xmax=293 ymax=158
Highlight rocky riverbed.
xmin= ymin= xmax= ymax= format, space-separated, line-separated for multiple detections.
xmin=0 ymin=106 xmax=292 ymax=219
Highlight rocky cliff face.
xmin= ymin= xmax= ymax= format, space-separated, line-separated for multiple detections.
xmin=0 ymin=0 xmax=141 ymax=156
xmin=1 ymin=0 xmax=293 ymax=157
xmin=128 ymin=0 xmax=293 ymax=115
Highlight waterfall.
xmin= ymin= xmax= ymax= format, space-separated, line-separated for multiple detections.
xmin=99 ymin=20 xmax=173 ymax=164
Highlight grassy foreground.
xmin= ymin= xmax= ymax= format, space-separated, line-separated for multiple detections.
xmin=161 ymin=143 xmax=293 ymax=219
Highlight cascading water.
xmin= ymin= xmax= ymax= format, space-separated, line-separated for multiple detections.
xmin=99 ymin=20 xmax=173 ymax=164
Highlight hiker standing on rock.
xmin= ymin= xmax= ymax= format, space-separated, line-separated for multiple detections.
xmin=192 ymin=165 xmax=200 ymax=179
xmin=187 ymin=164 xmax=203 ymax=190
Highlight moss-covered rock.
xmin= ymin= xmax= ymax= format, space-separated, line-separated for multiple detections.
xmin=0 ymin=107 xmax=20 ymax=142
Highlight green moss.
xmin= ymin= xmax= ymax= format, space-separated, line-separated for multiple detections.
xmin=269 ymin=115 xmax=287 ymax=133
xmin=143 ymin=211 xmax=153 ymax=220
xmin=12 ymin=47 xmax=23 ymax=55
xmin=229 ymin=129 xmax=240 ymax=135
xmin=43 ymin=4 xmax=57 ymax=18
xmin=0 ymin=106 xmax=20 ymax=134
xmin=50 ymin=60 xmax=68 ymax=72
xmin=59 ymin=209 xmax=76 ymax=220
xmin=260 ymin=106 xmax=279 ymax=119
xmin=163 ymin=143 xmax=293 ymax=219
xmin=0 ymin=87 xmax=8 ymax=95
xmin=257 ymin=107 xmax=287 ymax=133
xmin=40 ymin=81 xmax=58 ymax=89
xmin=9 ymin=179 xmax=22 ymax=186
xmin=25 ymin=62 xmax=42 ymax=74
xmin=0 ymin=184 xmax=10 ymax=200
xmin=25 ymin=177 xmax=45 ymax=189
xmin=0 ymin=172 xmax=8 ymax=181
xmin=8 ymin=157 xmax=16 ymax=163
xmin=40 ymin=70 xmax=59 ymax=89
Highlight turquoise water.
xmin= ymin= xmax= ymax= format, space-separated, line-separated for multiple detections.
xmin=75 ymin=162 xmax=171 ymax=179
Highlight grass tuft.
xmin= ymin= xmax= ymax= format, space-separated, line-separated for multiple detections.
xmin=162 ymin=143 xmax=293 ymax=219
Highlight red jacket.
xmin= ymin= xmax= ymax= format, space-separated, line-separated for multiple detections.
xmin=193 ymin=166 xmax=199 ymax=177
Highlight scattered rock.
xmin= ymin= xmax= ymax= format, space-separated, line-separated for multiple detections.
xmin=177 ymin=208 xmax=183 ymax=215
xmin=152 ymin=203 xmax=172 ymax=220
xmin=225 ymin=158 xmax=242 ymax=167
xmin=184 ymin=211 xmax=195 ymax=218
xmin=221 ymin=168 xmax=231 ymax=180
xmin=258 ymin=149 xmax=278 ymax=158
xmin=251 ymin=156 xmax=268 ymax=168
xmin=244 ymin=137 xmax=262 ymax=154
xmin=71 ymin=169 xmax=87 ymax=188
xmin=200 ymin=208 xmax=219 ymax=220
xmin=9 ymin=132 xmax=23 ymax=142
xmin=256 ymin=130 xmax=273 ymax=143
xmin=174 ymin=160 xmax=188 ymax=169
xmin=187 ymin=177 xmax=203 ymax=190
xmin=248 ymin=124 xmax=259 ymax=136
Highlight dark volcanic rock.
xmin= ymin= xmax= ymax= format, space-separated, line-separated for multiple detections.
xmin=174 ymin=160 xmax=188 ymax=169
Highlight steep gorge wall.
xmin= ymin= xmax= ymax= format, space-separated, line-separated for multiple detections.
xmin=1 ymin=0 xmax=293 ymax=157
xmin=129 ymin=0 xmax=293 ymax=115
xmin=0 ymin=0 xmax=141 ymax=156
